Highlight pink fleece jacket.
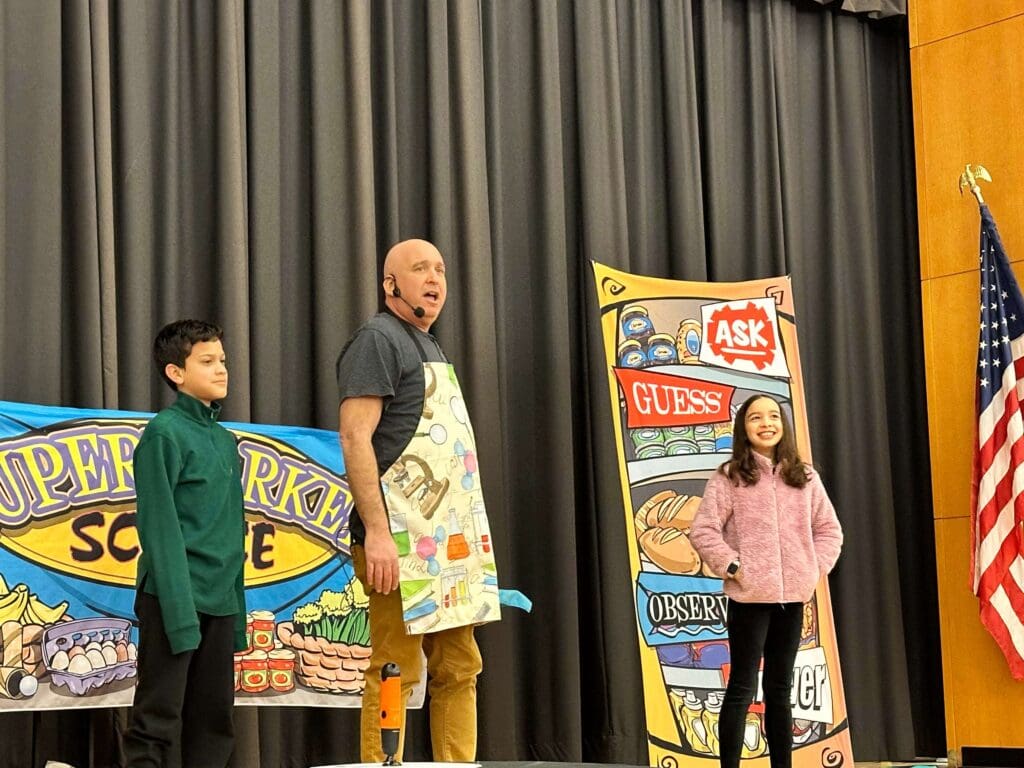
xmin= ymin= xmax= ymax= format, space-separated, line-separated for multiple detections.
xmin=689 ymin=452 xmax=843 ymax=604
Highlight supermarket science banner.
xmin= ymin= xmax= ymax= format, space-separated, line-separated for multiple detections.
xmin=0 ymin=400 xmax=425 ymax=712
xmin=591 ymin=263 xmax=852 ymax=768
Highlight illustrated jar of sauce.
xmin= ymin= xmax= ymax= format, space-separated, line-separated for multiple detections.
xmin=244 ymin=613 xmax=254 ymax=653
xmin=241 ymin=650 xmax=269 ymax=693
xmin=233 ymin=653 xmax=244 ymax=692
xmin=268 ymin=649 xmax=296 ymax=692
xmin=250 ymin=611 xmax=276 ymax=652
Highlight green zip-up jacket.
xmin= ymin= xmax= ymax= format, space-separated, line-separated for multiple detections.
xmin=133 ymin=392 xmax=247 ymax=654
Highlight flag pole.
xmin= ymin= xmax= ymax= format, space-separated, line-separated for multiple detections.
xmin=959 ymin=163 xmax=992 ymax=206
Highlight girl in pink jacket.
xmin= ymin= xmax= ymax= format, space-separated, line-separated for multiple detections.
xmin=689 ymin=394 xmax=843 ymax=768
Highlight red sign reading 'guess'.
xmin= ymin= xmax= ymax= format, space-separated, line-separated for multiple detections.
xmin=614 ymin=368 xmax=734 ymax=429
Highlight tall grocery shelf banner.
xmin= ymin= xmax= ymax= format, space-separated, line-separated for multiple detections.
xmin=592 ymin=263 xmax=852 ymax=768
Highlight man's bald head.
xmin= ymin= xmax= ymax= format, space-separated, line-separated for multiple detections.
xmin=383 ymin=239 xmax=441 ymax=275
xmin=382 ymin=239 xmax=447 ymax=331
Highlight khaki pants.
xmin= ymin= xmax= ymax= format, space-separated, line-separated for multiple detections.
xmin=353 ymin=545 xmax=483 ymax=762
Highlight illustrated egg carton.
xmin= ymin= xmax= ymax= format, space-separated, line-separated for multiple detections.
xmin=42 ymin=617 xmax=137 ymax=696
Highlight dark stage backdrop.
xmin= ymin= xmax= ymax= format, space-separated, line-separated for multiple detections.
xmin=0 ymin=1 xmax=940 ymax=766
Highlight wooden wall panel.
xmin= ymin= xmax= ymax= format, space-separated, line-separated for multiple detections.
xmin=914 ymin=0 xmax=1024 ymax=756
xmin=921 ymin=272 xmax=975 ymax=522
xmin=934 ymin=517 xmax=1024 ymax=748
xmin=910 ymin=2 xmax=1024 ymax=48
xmin=913 ymin=14 xmax=1024 ymax=280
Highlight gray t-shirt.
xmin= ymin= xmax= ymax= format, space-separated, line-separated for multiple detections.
xmin=336 ymin=312 xmax=448 ymax=542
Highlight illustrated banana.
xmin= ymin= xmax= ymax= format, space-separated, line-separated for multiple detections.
xmin=0 ymin=587 xmax=27 ymax=625
xmin=24 ymin=594 xmax=68 ymax=625
xmin=0 ymin=581 xmax=72 ymax=627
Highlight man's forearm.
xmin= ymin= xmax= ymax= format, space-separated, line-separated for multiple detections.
xmin=341 ymin=437 xmax=390 ymax=536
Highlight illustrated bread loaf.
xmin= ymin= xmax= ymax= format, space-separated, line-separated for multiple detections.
xmin=1 ymin=622 xmax=22 ymax=668
xmin=635 ymin=490 xmax=675 ymax=534
xmin=21 ymin=625 xmax=43 ymax=646
xmin=638 ymin=527 xmax=701 ymax=574
xmin=645 ymin=493 xmax=700 ymax=532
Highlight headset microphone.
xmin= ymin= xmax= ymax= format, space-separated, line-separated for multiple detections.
xmin=389 ymin=277 xmax=426 ymax=319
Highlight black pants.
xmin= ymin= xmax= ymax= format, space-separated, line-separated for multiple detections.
xmin=720 ymin=600 xmax=804 ymax=768
xmin=123 ymin=592 xmax=237 ymax=768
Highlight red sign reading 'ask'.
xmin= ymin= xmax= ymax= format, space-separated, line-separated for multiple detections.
xmin=614 ymin=368 xmax=734 ymax=429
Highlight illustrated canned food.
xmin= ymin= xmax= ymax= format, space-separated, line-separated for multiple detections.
xmin=693 ymin=424 xmax=716 ymax=452
xmin=620 ymin=304 xmax=655 ymax=342
xmin=268 ymin=649 xmax=296 ymax=692
xmin=0 ymin=665 xmax=37 ymax=700
xmin=663 ymin=425 xmax=698 ymax=455
xmin=676 ymin=319 xmax=702 ymax=363
xmin=713 ymin=422 xmax=732 ymax=452
xmin=250 ymin=610 xmax=275 ymax=652
xmin=233 ymin=653 xmax=244 ymax=692
xmin=630 ymin=428 xmax=666 ymax=459
xmin=645 ymin=333 xmax=678 ymax=366
xmin=241 ymin=650 xmax=269 ymax=693
xmin=244 ymin=613 xmax=254 ymax=654
xmin=617 ymin=339 xmax=646 ymax=369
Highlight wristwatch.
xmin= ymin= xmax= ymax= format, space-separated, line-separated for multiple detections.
xmin=726 ymin=560 xmax=740 ymax=577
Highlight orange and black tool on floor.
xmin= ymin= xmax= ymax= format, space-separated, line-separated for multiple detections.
xmin=380 ymin=662 xmax=402 ymax=765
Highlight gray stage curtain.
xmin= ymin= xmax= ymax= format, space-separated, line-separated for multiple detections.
xmin=0 ymin=1 xmax=938 ymax=765
xmin=806 ymin=0 xmax=906 ymax=19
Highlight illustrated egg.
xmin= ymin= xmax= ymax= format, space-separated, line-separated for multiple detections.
xmin=50 ymin=650 xmax=70 ymax=671
xmin=68 ymin=646 xmax=85 ymax=659
xmin=101 ymin=646 xmax=119 ymax=665
xmin=115 ymin=643 xmax=129 ymax=663
xmin=86 ymin=649 xmax=106 ymax=669
xmin=127 ymin=643 xmax=138 ymax=660
xmin=67 ymin=654 xmax=92 ymax=674
xmin=85 ymin=641 xmax=102 ymax=653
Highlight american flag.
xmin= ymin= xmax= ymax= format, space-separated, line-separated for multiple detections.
xmin=972 ymin=204 xmax=1024 ymax=679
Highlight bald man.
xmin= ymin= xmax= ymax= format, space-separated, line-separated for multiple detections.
xmin=336 ymin=239 xmax=502 ymax=762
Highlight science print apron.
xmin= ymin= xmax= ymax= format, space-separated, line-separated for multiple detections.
xmin=379 ymin=323 xmax=502 ymax=635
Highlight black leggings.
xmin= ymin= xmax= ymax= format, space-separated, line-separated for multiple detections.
xmin=720 ymin=600 xmax=804 ymax=768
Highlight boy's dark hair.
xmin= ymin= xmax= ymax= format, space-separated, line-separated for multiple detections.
xmin=719 ymin=394 xmax=809 ymax=489
xmin=153 ymin=320 xmax=224 ymax=391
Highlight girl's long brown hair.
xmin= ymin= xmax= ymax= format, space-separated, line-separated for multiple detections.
xmin=720 ymin=394 xmax=808 ymax=488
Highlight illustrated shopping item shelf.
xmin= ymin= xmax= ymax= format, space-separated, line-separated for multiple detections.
xmin=620 ymin=363 xmax=794 ymax=484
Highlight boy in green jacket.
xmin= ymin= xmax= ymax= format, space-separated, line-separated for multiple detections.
xmin=123 ymin=320 xmax=247 ymax=768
